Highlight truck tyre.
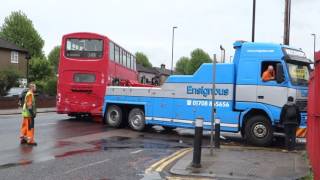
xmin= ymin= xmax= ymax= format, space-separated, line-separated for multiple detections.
xmin=163 ymin=126 xmax=176 ymax=131
xmin=128 ymin=108 xmax=145 ymax=131
xmin=106 ymin=105 xmax=123 ymax=128
xmin=244 ymin=115 xmax=273 ymax=146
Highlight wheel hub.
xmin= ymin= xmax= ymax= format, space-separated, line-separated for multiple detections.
xmin=253 ymin=124 xmax=267 ymax=138
xmin=110 ymin=111 xmax=118 ymax=122
xmin=132 ymin=115 xmax=142 ymax=127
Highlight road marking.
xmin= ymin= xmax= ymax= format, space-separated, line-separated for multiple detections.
xmin=64 ymin=158 xmax=110 ymax=174
xmin=145 ymin=148 xmax=192 ymax=173
xmin=166 ymin=176 xmax=213 ymax=180
xmin=155 ymin=148 xmax=191 ymax=172
xmin=131 ymin=149 xmax=143 ymax=154
xmin=36 ymin=122 xmax=57 ymax=127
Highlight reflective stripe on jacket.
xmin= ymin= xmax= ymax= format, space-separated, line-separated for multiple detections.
xmin=22 ymin=91 xmax=36 ymax=117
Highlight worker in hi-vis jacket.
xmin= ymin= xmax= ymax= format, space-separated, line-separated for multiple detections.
xmin=20 ymin=83 xmax=37 ymax=146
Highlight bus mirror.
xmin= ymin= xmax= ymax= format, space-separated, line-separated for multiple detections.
xmin=276 ymin=63 xmax=285 ymax=83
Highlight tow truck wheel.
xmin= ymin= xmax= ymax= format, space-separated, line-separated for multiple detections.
xmin=106 ymin=105 xmax=123 ymax=128
xmin=244 ymin=115 xmax=273 ymax=146
xmin=128 ymin=108 xmax=145 ymax=131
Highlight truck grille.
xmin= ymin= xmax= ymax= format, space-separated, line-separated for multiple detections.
xmin=296 ymin=100 xmax=307 ymax=112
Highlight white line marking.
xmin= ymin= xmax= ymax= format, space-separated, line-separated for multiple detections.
xmin=64 ymin=158 xmax=110 ymax=174
xmin=130 ymin=149 xmax=143 ymax=154
xmin=36 ymin=123 xmax=57 ymax=127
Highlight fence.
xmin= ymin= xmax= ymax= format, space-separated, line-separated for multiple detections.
xmin=307 ymin=51 xmax=320 ymax=179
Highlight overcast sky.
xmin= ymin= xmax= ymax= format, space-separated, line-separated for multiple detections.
xmin=0 ymin=0 xmax=319 ymax=69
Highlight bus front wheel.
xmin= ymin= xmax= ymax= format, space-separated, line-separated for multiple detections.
xmin=128 ymin=108 xmax=145 ymax=131
xmin=106 ymin=105 xmax=123 ymax=128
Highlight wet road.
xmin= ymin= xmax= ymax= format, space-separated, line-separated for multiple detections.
xmin=0 ymin=112 xmax=305 ymax=180
xmin=0 ymin=113 xmax=193 ymax=180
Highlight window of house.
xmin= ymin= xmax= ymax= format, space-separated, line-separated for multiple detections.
xmin=11 ymin=51 xmax=19 ymax=63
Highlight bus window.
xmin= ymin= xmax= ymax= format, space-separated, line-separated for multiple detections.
xmin=131 ymin=55 xmax=134 ymax=69
xmin=127 ymin=54 xmax=131 ymax=68
xmin=109 ymin=42 xmax=114 ymax=61
xmin=122 ymin=50 xmax=127 ymax=67
xmin=115 ymin=45 xmax=120 ymax=63
xmin=74 ymin=73 xmax=96 ymax=83
xmin=66 ymin=39 xmax=103 ymax=59
xmin=133 ymin=57 xmax=136 ymax=71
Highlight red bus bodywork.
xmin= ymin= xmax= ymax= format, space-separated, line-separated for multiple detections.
xmin=307 ymin=51 xmax=320 ymax=179
xmin=57 ymin=32 xmax=138 ymax=116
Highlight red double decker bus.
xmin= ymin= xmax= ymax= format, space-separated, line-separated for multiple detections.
xmin=57 ymin=32 xmax=138 ymax=117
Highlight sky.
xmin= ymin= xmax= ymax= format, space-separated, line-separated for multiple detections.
xmin=0 ymin=0 xmax=319 ymax=69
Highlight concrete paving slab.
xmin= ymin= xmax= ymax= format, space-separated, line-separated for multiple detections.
xmin=170 ymin=146 xmax=309 ymax=180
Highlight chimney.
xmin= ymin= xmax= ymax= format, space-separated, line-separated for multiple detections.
xmin=160 ymin=64 xmax=166 ymax=70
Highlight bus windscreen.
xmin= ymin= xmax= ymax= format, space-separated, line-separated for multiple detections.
xmin=66 ymin=39 xmax=103 ymax=59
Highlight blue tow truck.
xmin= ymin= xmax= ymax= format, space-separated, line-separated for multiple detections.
xmin=103 ymin=41 xmax=311 ymax=146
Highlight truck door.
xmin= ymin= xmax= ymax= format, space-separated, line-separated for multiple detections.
xmin=257 ymin=61 xmax=287 ymax=108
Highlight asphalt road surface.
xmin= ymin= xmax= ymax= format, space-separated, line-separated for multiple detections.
xmin=0 ymin=112 xmax=305 ymax=180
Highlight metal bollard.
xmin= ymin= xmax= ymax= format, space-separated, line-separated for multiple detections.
xmin=192 ymin=117 xmax=203 ymax=168
xmin=214 ymin=118 xmax=220 ymax=148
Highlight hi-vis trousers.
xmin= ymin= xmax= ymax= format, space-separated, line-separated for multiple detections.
xmin=20 ymin=117 xmax=35 ymax=143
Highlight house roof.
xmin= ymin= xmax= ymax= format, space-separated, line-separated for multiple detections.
xmin=136 ymin=63 xmax=158 ymax=74
xmin=0 ymin=38 xmax=28 ymax=53
xmin=153 ymin=67 xmax=173 ymax=76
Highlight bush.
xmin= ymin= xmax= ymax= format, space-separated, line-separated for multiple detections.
xmin=43 ymin=77 xmax=57 ymax=96
xmin=34 ymin=76 xmax=57 ymax=96
xmin=0 ymin=69 xmax=20 ymax=96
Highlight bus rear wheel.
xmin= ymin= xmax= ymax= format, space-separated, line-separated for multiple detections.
xmin=244 ymin=115 xmax=273 ymax=146
xmin=106 ymin=105 xmax=123 ymax=128
xmin=128 ymin=108 xmax=145 ymax=131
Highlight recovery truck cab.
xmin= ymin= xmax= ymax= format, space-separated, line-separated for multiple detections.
xmin=103 ymin=41 xmax=311 ymax=146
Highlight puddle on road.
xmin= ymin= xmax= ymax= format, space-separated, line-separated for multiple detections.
xmin=55 ymin=148 xmax=100 ymax=158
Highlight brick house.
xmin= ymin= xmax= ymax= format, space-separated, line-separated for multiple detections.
xmin=0 ymin=38 xmax=29 ymax=82
xmin=136 ymin=63 xmax=173 ymax=86
xmin=136 ymin=63 xmax=158 ymax=84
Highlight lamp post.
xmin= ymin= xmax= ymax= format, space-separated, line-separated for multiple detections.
xmin=312 ymin=33 xmax=316 ymax=62
xmin=171 ymin=26 xmax=178 ymax=75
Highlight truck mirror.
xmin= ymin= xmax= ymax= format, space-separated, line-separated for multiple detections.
xmin=276 ymin=63 xmax=285 ymax=83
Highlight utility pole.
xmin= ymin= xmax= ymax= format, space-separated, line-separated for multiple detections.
xmin=220 ymin=45 xmax=225 ymax=63
xmin=283 ymin=0 xmax=291 ymax=45
xmin=210 ymin=54 xmax=217 ymax=156
xmin=252 ymin=0 xmax=256 ymax=42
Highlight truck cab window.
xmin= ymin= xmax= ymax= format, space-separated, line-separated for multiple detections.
xmin=261 ymin=61 xmax=282 ymax=83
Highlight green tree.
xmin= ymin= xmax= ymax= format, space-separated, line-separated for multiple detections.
xmin=0 ymin=11 xmax=44 ymax=57
xmin=187 ymin=48 xmax=211 ymax=74
xmin=43 ymin=77 xmax=57 ymax=96
xmin=29 ymin=57 xmax=53 ymax=82
xmin=175 ymin=56 xmax=190 ymax=75
xmin=135 ymin=52 xmax=152 ymax=68
xmin=0 ymin=69 xmax=20 ymax=96
xmin=48 ymin=46 xmax=61 ymax=74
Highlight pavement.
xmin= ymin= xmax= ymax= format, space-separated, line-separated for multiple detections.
xmin=0 ymin=107 xmax=56 ymax=115
xmin=168 ymin=146 xmax=310 ymax=180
